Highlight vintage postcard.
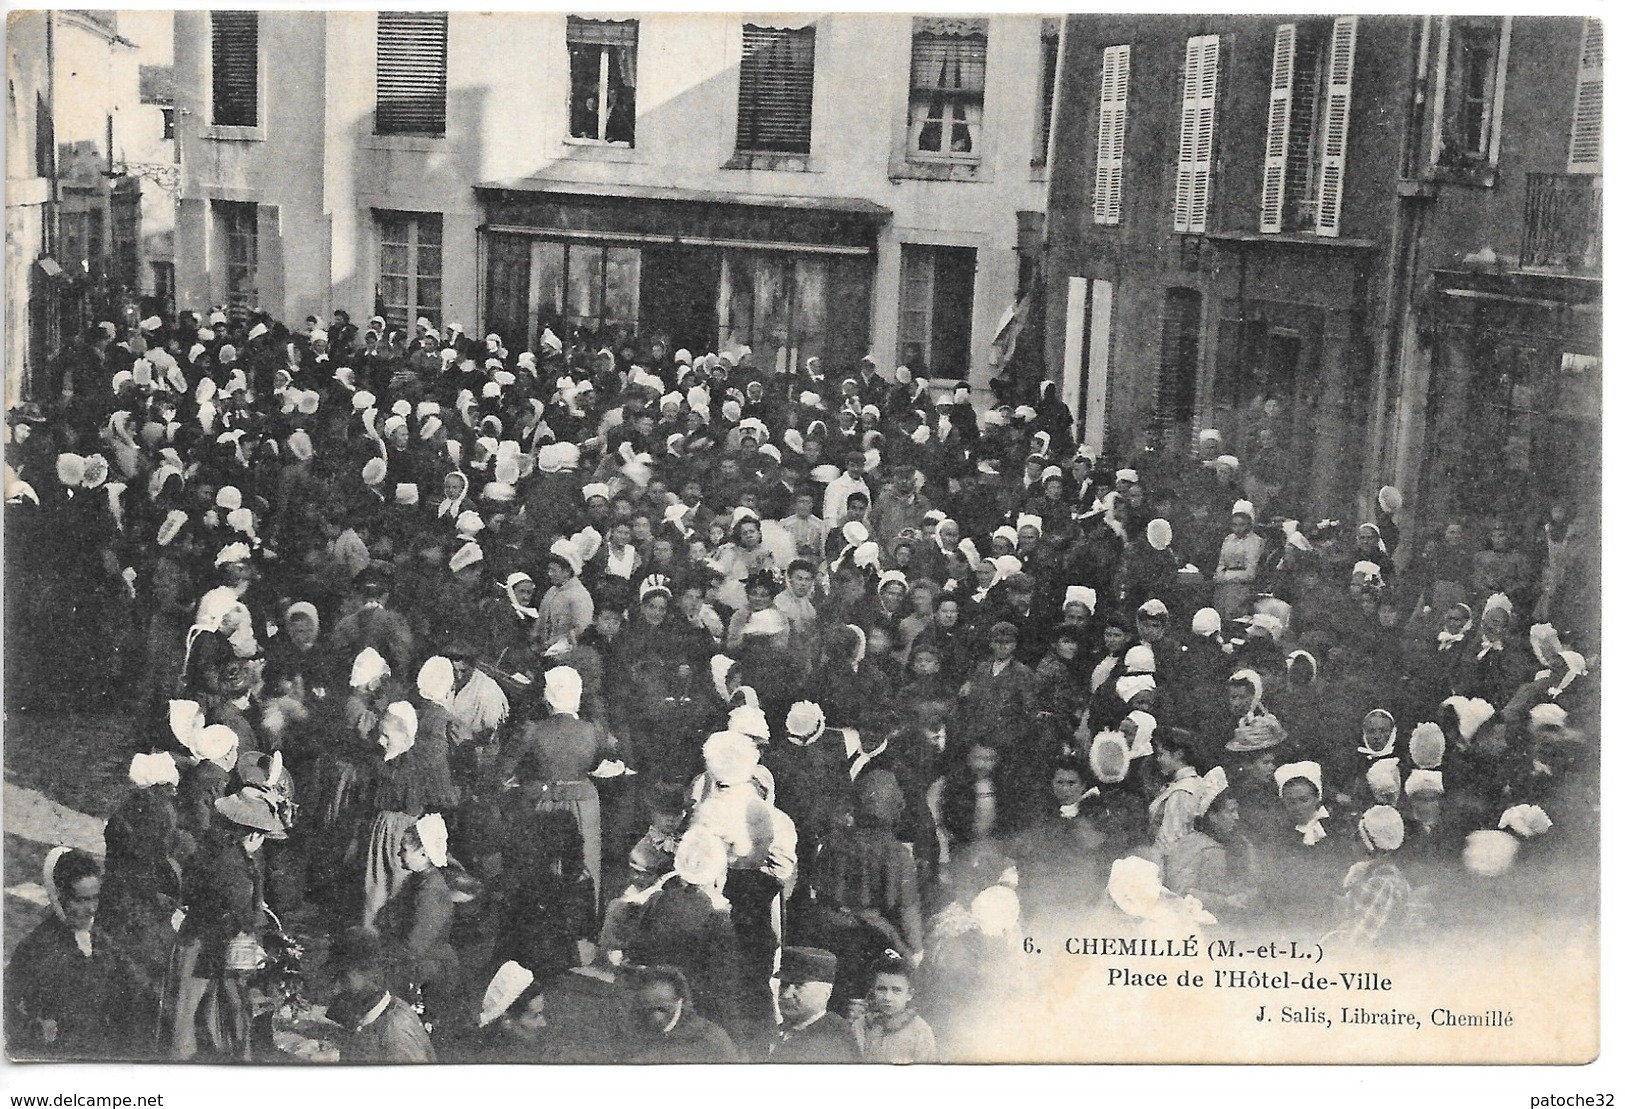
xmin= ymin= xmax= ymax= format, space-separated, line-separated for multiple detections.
xmin=2 ymin=7 xmax=1602 ymax=1085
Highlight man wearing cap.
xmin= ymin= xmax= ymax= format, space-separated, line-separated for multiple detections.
xmin=769 ymin=946 xmax=860 ymax=1062
xmin=872 ymin=466 xmax=934 ymax=565
xmin=955 ymin=622 xmax=1037 ymax=759
xmin=331 ymin=565 xmax=417 ymax=678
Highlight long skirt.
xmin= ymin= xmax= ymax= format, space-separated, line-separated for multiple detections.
xmin=157 ymin=936 xmax=251 ymax=1061
xmin=362 ymin=811 xmax=416 ymax=928
xmin=534 ymin=781 xmax=602 ymax=913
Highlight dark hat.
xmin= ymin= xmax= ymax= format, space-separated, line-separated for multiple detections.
xmin=780 ymin=946 xmax=839 ymax=985
xmin=7 ymin=401 xmax=46 ymax=425
xmin=440 ymin=638 xmax=477 ymax=660
xmin=990 ymin=621 xmax=1019 ymax=643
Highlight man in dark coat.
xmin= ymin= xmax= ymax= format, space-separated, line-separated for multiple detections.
xmin=768 ymin=946 xmax=860 ymax=1063
xmin=624 ymin=966 xmax=741 ymax=1063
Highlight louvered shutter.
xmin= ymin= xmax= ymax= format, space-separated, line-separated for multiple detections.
xmin=1260 ymin=25 xmax=1296 ymax=233
xmin=736 ymin=25 xmax=816 ymax=155
xmin=1315 ymin=17 xmax=1358 ymax=237
xmin=377 ymin=12 xmax=448 ymax=136
xmin=1175 ymin=35 xmax=1220 ymax=233
xmin=1093 ymin=45 xmax=1131 ymax=225
xmin=210 ymin=12 xmax=258 ymax=127
xmin=1568 ymin=18 xmax=1603 ymax=174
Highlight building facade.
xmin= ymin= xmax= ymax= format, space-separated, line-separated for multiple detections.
xmin=1041 ymin=14 xmax=1600 ymax=545
xmin=6 ymin=9 xmax=161 ymax=403
xmin=171 ymin=12 xmax=1058 ymax=389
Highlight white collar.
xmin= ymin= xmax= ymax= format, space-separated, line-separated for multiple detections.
xmin=1058 ymin=801 xmax=1081 ymax=819
xmin=357 ymin=991 xmax=393 ymax=1030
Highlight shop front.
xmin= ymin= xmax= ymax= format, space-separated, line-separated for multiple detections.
xmin=1417 ymin=268 xmax=1601 ymax=530
xmin=475 ymin=179 xmax=888 ymax=371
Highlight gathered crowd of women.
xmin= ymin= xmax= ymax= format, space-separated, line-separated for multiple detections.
xmin=3 ymin=304 xmax=1598 ymax=1063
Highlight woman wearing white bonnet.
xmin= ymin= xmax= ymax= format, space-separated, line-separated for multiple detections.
xmin=492 ymin=665 xmax=616 ymax=911
xmin=1326 ymin=806 xmax=1411 ymax=948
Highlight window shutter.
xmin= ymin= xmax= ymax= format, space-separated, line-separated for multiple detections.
xmin=1093 ymin=45 xmax=1131 ymax=226
xmin=1315 ymin=16 xmax=1358 ymax=237
xmin=210 ymin=11 xmax=258 ymax=127
xmin=1175 ymin=35 xmax=1219 ymax=233
xmin=1568 ymin=18 xmax=1603 ymax=174
xmin=1260 ymin=25 xmax=1296 ymax=233
xmin=377 ymin=11 xmax=448 ymax=136
xmin=736 ymin=25 xmax=816 ymax=155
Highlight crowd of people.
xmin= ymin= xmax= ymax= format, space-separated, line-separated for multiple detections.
xmin=2 ymin=305 xmax=1599 ymax=1064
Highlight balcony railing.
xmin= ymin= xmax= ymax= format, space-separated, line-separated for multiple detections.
xmin=1521 ymin=173 xmax=1602 ymax=275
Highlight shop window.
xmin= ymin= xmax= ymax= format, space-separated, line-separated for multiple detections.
xmin=735 ymin=24 xmax=816 ymax=156
xmin=377 ymin=210 xmax=442 ymax=332
xmin=908 ymin=18 xmax=987 ymax=164
xmin=898 ymin=244 xmax=976 ymax=380
xmin=568 ymin=17 xmax=637 ymax=145
xmin=376 ymin=12 xmax=447 ymax=136
xmin=210 ymin=11 xmax=258 ymax=128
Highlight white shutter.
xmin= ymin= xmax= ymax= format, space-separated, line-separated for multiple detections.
xmin=1568 ymin=18 xmax=1603 ymax=174
xmin=1175 ymin=35 xmax=1220 ymax=233
xmin=1315 ymin=16 xmax=1358 ymax=237
xmin=1093 ymin=45 xmax=1131 ymax=225
xmin=1260 ymin=25 xmax=1296 ymax=233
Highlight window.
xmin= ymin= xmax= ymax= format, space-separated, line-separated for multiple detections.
xmin=161 ymin=107 xmax=176 ymax=141
xmin=214 ymin=200 xmax=258 ymax=313
xmin=1432 ymin=16 xmax=1510 ymax=171
xmin=908 ymin=18 xmax=987 ymax=163
xmin=1259 ymin=17 xmax=1358 ymax=235
xmin=1092 ymin=44 xmax=1131 ymax=224
xmin=1032 ymin=20 xmax=1061 ymax=168
xmin=1568 ymin=18 xmax=1603 ymax=175
xmin=210 ymin=11 xmax=258 ymax=127
xmin=377 ymin=211 xmax=442 ymax=332
xmin=1173 ymin=35 xmax=1220 ymax=233
xmin=1154 ymin=288 xmax=1200 ymax=434
xmin=568 ymin=17 xmax=637 ymax=144
xmin=735 ymin=25 xmax=816 ymax=156
xmin=376 ymin=12 xmax=447 ymax=136
xmin=898 ymin=244 xmax=977 ymax=380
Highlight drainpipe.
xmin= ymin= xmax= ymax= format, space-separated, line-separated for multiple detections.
xmin=1365 ymin=15 xmax=1433 ymax=567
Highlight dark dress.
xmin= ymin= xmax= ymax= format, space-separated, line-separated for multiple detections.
xmin=98 ymin=785 xmax=190 ymax=1044
xmin=373 ymin=865 xmax=460 ymax=1031
xmin=4 ymin=917 xmax=125 ymax=1060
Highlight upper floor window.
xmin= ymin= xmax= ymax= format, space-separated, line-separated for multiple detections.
xmin=1173 ymin=34 xmax=1220 ymax=233
xmin=568 ymin=17 xmax=637 ymax=145
xmin=908 ymin=18 xmax=987 ymax=163
xmin=735 ymin=24 xmax=816 ymax=155
xmin=210 ymin=11 xmax=258 ymax=127
xmin=1432 ymin=16 xmax=1510 ymax=173
xmin=1259 ymin=17 xmax=1358 ymax=236
xmin=1092 ymin=44 xmax=1131 ymax=225
xmin=1568 ymin=18 xmax=1603 ymax=175
xmin=376 ymin=12 xmax=448 ymax=136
